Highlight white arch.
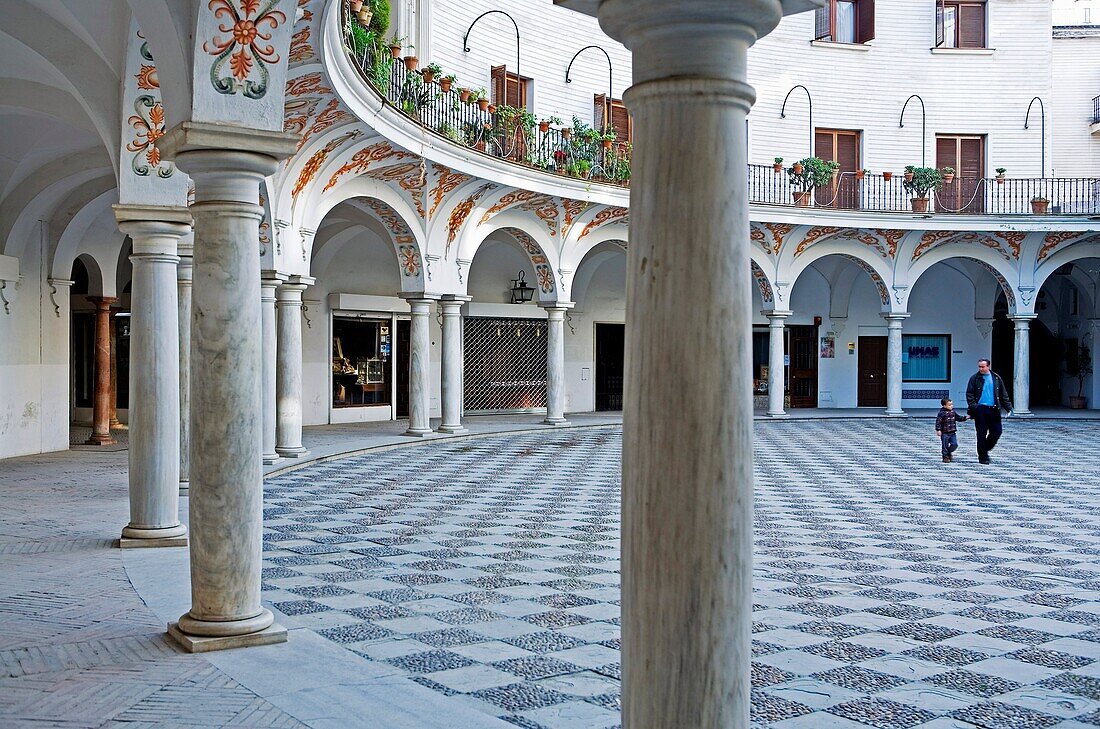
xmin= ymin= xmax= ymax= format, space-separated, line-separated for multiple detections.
xmin=906 ymin=247 xmax=1021 ymax=314
xmin=49 ymin=186 xmax=120 ymax=282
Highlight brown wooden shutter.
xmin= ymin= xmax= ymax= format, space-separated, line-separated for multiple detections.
xmin=959 ymin=137 xmax=983 ymax=178
xmin=491 ymin=65 xmax=507 ymax=106
xmin=936 ymin=136 xmax=959 ymax=171
xmin=958 ymin=3 xmax=984 ymax=48
xmin=935 ymin=0 xmax=946 ymax=47
xmin=814 ymin=130 xmax=834 ymax=161
xmin=609 ymin=101 xmax=632 ymax=144
xmin=815 ymin=2 xmax=832 ymax=40
xmin=856 ymin=0 xmax=875 ymax=42
xmin=593 ymin=93 xmax=608 ymax=130
xmin=836 ymin=132 xmax=859 ymax=173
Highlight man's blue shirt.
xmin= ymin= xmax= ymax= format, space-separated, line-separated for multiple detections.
xmin=978 ymin=372 xmax=995 ymax=406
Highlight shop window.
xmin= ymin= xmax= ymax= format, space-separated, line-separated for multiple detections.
xmin=902 ymin=334 xmax=951 ymax=382
xmin=333 ymin=316 xmax=393 ymax=407
xmin=815 ymin=0 xmax=875 ymax=43
xmin=936 ymin=0 xmax=986 ymax=49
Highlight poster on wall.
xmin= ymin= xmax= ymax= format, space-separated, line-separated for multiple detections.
xmin=820 ymin=335 xmax=835 ymax=359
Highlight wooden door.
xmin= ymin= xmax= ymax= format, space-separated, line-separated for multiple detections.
xmin=594 ymin=323 xmax=624 ymax=411
xmin=395 ymin=318 xmax=410 ymax=418
xmin=936 ymin=135 xmax=984 ymax=213
xmin=858 ymin=336 xmax=887 ymax=407
xmin=815 ymin=129 xmax=860 ymax=209
xmin=789 ymin=325 xmax=819 ymax=408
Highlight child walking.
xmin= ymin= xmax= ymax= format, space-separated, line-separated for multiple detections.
xmin=935 ymin=398 xmax=968 ymax=463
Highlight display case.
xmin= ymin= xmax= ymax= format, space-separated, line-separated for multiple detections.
xmin=332 ymin=316 xmax=392 ymax=407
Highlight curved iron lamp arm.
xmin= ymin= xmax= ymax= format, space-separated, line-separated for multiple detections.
xmin=899 ymin=94 xmax=927 ymax=167
xmin=565 ymin=45 xmax=614 ymax=122
xmin=780 ymin=84 xmax=813 ymax=158
xmin=1025 ymin=96 xmax=1045 ymax=178
xmin=463 ymin=10 xmax=521 ymax=83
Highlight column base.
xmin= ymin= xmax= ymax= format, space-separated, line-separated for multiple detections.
xmin=84 ymin=433 xmax=116 ymax=446
xmin=436 ymin=425 xmax=469 ymax=435
xmin=404 ymin=427 xmax=434 ymax=438
xmin=262 ymin=452 xmax=281 ymax=465
xmin=168 ymin=609 xmax=286 ymax=653
xmin=1012 ymin=410 xmax=1034 ymax=417
xmin=274 ymin=446 xmax=309 ymax=458
xmin=884 ymin=409 xmax=908 ymax=417
xmin=119 ymin=523 xmax=188 ymax=549
xmin=766 ymin=411 xmax=789 ymax=418
xmin=543 ymin=417 xmax=570 ymax=426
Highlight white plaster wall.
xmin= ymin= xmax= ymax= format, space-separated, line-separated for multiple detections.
xmin=568 ymin=252 xmax=626 ymax=413
xmin=1050 ymin=33 xmax=1100 ymax=179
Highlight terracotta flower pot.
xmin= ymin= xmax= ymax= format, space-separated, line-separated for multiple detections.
xmin=439 ymin=79 xmax=452 ymax=92
xmin=794 ymin=190 xmax=812 ymax=207
xmin=996 ymin=176 xmax=1005 ymax=184
xmin=911 ymin=197 xmax=929 ymax=213
xmin=602 ymin=139 xmax=613 ymax=150
xmin=487 ymin=103 xmax=497 ymax=114
xmin=421 ymin=70 xmax=435 ymax=84
xmin=855 ymin=171 xmax=866 ymax=180
xmin=389 ymin=45 xmax=402 ymax=59
xmin=883 ymin=171 xmax=893 ymax=182
xmin=350 ymin=0 xmax=363 ymax=12
xmin=1069 ymin=395 xmax=1087 ymax=409
xmin=792 ymin=163 xmax=803 ymax=175
xmin=773 ymin=163 xmax=783 ymax=173
xmin=357 ymin=9 xmax=372 ymax=25
xmin=1031 ymin=199 xmax=1049 ymax=215
xmin=904 ymin=171 xmax=914 ymax=183
xmin=403 ymin=56 xmax=419 ymax=71
xmin=538 ymin=121 xmax=550 ymax=134
xmin=943 ymin=173 xmax=954 ymax=183
xmin=561 ymin=128 xmax=571 ymax=140
xmin=477 ymin=98 xmax=490 ymax=112
xmin=459 ymin=88 xmax=471 ymax=102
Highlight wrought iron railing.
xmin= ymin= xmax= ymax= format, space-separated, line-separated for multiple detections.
xmin=1093 ymin=94 xmax=1100 ymax=125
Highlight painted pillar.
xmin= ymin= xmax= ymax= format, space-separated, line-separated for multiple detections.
xmin=159 ymin=122 xmax=298 ymax=651
xmin=404 ymin=296 xmax=438 ymax=436
xmin=261 ymin=271 xmax=285 ymax=464
xmin=437 ymin=296 xmax=469 ymax=434
xmin=1012 ymin=314 xmax=1036 ymax=416
xmin=765 ymin=310 xmax=791 ymax=417
xmin=114 ymin=204 xmax=191 ymax=547
xmin=587 ymin=1 xmax=809 ymax=724
xmin=177 ymin=240 xmax=193 ymax=490
xmin=542 ymin=304 xmax=573 ymax=425
xmin=884 ymin=312 xmax=909 ymax=416
xmin=275 ymin=275 xmax=312 ymax=458
xmin=85 ymin=296 xmax=118 ymax=445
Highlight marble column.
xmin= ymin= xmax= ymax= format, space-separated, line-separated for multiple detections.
xmin=85 ymin=296 xmax=117 ymax=445
xmin=115 ymin=204 xmax=191 ymax=548
xmin=1012 ymin=314 xmax=1036 ymax=416
xmin=261 ymin=272 xmax=285 ymax=464
xmin=437 ymin=296 xmax=469 ymax=434
xmin=765 ymin=310 xmax=791 ymax=417
xmin=178 ymin=240 xmax=193 ymax=490
xmin=275 ymin=275 xmax=313 ymax=458
xmin=883 ymin=312 xmax=909 ymax=416
xmin=542 ymin=303 xmax=573 ymax=426
xmin=585 ymin=1 xmax=810 ymax=724
xmin=159 ymin=122 xmax=298 ymax=651
xmin=404 ymin=296 xmax=439 ymax=436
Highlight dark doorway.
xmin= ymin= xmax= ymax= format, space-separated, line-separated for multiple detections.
xmin=858 ymin=336 xmax=887 ymax=407
xmin=595 ymin=323 xmax=624 ymax=411
xmin=789 ymin=324 xmax=819 ymax=408
xmin=395 ymin=318 xmax=410 ymax=418
xmin=991 ymin=295 xmax=1063 ymax=407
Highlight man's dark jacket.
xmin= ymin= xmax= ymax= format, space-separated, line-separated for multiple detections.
xmin=965 ymin=371 xmax=1012 ymax=414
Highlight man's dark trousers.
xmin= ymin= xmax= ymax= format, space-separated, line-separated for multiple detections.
xmin=972 ymin=404 xmax=1002 ymax=460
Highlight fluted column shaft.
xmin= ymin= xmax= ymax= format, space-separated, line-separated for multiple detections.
xmin=85 ymin=296 xmax=117 ymax=445
xmin=404 ymin=297 xmax=437 ymax=436
xmin=437 ymin=296 xmax=469 ymax=434
xmin=884 ymin=313 xmax=909 ymax=416
xmin=115 ymin=206 xmax=191 ymax=546
xmin=766 ymin=311 xmax=791 ymax=417
xmin=178 ymin=242 xmax=193 ymax=489
xmin=261 ymin=273 xmax=283 ymax=463
xmin=542 ymin=304 xmax=573 ymax=425
xmin=276 ymin=276 xmax=312 ymax=457
xmin=159 ymin=122 xmax=298 ymax=649
xmin=1012 ymin=314 xmax=1035 ymax=415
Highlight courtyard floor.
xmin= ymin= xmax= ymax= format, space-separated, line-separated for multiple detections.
xmin=3 ymin=415 xmax=1100 ymax=728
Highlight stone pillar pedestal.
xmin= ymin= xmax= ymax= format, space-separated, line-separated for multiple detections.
xmin=883 ymin=313 xmax=909 ymax=416
xmin=404 ymin=296 xmax=439 ymax=436
xmin=178 ymin=241 xmax=193 ymax=491
xmin=275 ymin=275 xmax=313 ymax=458
xmin=115 ymin=204 xmax=191 ymax=548
xmin=159 ymin=121 xmax=298 ymax=652
xmin=765 ymin=311 xmax=791 ymax=417
xmin=261 ymin=272 xmax=286 ymax=464
xmin=85 ymin=296 xmax=118 ymax=445
xmin=437 ymin=296 xmax=470 ymax=434
xmin=541 ymin=303 xmax=574 ymax=425
xmin=1012 ymin=314 xmax=1036 ymax=416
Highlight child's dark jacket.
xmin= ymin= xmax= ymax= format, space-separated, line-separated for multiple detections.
xmin=935 ymin=407 xmax=968 ymax=434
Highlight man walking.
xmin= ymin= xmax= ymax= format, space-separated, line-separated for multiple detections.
xmin=965 ymin=358 xmax=1013 ymax=464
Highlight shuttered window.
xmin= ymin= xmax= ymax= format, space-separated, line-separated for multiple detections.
xmin=936 ymin=0 xmax=986 ymax=48
xmin=594 ymin=94 xmax=632 ymax=145
xmin=936 ymin=134 xmax=985 ymax=213
xmin=814 ymin=0 xmax=874 ymax=43
xmin=815 ymin=128 xmax=861 ymax=209
xmin=490 ymin=65 xmax=529 ymax=109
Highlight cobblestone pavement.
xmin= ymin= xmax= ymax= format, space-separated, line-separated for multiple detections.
xmin=262 ymin=419 xmax=1100 ymax=729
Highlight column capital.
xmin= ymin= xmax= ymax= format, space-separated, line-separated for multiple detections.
xmin=114 ymin=204 xmax=192 ymax=257
xmin=261 ymin=269 xmax=290 ymax=286
xmin=88 ymin=296 xmax=119 ymax=310
xmin=539 ymin=301 xmax=576 ymax=313
xmin=441 ymin=294 xmax=473 ymax=304
xmin=403 ymin=294 xmax=441 ymax=311
xmin=881 ymin=312 xmax=911 ymax=324
xmin=764 ymin=309 xmax=792 ymax=320
xmin=1011 ymin=313 xmax=1039 ymax=323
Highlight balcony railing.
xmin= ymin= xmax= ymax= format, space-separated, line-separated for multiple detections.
xmin=1093 ymin=94 xmax=1100 ymax=124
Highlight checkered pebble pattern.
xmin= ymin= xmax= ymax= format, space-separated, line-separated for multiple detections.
xmin=262 ymin=420 xmax=1100 ymax=729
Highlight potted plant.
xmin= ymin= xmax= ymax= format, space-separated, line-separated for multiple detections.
xmin=902 ymin=166 xmax=943 ymax=212
xmin=1067 ymin=343 xmax=1093 ymax=409
xmin=459 ymin=87 xmax=471 ymax=103
xmin=348 ymin=19 xmax=371 ymax=57
xmin=575 ymin=159 xmax=592 ymax=179
xmin=476 ymin=88 xmax=490 ymax=112
xmin=773 ymin=157 xmax=783 ymax=173
xmin=601 ymin=129 xmax=617 ymax=150
xmin=402 ymin=54 xmax=419 ymax=72
xmin=440 ymin=74 xmax=456 ymax=93
xmin=538 ymin=119 xmax=551 ymax=134
xmin=422 ymin=62 xmax=442 ymax=84
xmin=787 ymin=157 xmax=839 ymax=206
xmin=487 ymin=103 xmax=497 ymax=114
xmin=553 ymin=148 xmax=568 ymax=171
xmin=561 ymin=126 xmax=572 ymax=140
xmin=995 ymin=167 xmax=1007 ymax=183
xmin=883 ymin=171 xmax=893 ymax=182
xmin=941 ymin=166 xmax=955 ymax=184
xmin=1031 ymin=196 xmax=1050 ymax=214
xmin=856 ymin=168 xmax=869 ymax=180
xmin=358 ymin=6 xmax=373 ymax=25
xmin=351 ymin=0 xmax=364 ymax=11
xmin=388 ymin=35 xmax=405 ymax=58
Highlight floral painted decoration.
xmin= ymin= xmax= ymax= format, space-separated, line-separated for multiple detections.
xmin=203 ymin=0 xmax=287 ymax=99
xmin=126 ymin=95 xmax=173 ymax=178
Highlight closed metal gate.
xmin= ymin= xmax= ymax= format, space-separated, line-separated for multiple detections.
xmin=464 ymin=316 xmax=547 ymax=413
